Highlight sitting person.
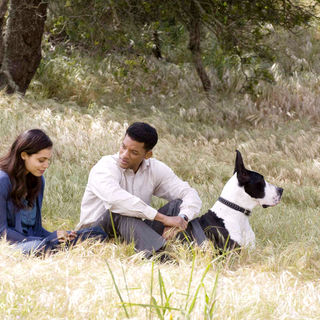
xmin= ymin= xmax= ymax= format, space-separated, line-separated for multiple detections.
xmin=77 ymin=122 xmax=206 ymax=257
xmin=0 ymin=129 xmax=107 ymax=254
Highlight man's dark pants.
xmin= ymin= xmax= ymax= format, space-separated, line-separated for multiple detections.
xmin=81 ymin=199 xmax=206 ymax=257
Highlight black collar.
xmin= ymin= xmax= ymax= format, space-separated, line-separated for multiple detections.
xmin=218 ymin=197 xmax=251 ymax=216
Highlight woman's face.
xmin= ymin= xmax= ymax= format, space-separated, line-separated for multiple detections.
xmin=21 ymin=148 xmax=52 ymax=177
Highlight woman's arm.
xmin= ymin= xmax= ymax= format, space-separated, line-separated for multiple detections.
xmin=0 ymin=172 xmax=47 ymax=243
xmin=35 ymin=176 xmax=58 ymax=240
xmin=0 ymin=173 xmax=31 ymax=242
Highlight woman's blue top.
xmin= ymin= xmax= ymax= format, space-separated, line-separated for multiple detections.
xmin=0 ymin=170 xmax=57 ymax=243
xmin=20 ymin=201 xmax=37 ymax=234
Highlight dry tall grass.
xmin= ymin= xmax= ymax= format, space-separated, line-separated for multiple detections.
xmin=1 ymin=26 xmax=320 ymax=318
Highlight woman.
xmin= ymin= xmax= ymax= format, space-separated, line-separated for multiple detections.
xmin=0 ymin=129 xmax=107 ymax=254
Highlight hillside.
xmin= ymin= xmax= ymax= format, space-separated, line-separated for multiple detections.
xmin=0 ymin=27 xmax=320 ymax=318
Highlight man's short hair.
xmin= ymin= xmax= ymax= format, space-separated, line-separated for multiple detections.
xmin=126 ymin=122 xmax=158 ymax=151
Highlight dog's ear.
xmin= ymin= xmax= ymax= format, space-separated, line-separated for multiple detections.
xmin=234 ymin=150 xmax=250 ymax=185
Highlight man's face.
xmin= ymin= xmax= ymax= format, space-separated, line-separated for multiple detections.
xmin=119 ymin=135 xmax=152 ymax=173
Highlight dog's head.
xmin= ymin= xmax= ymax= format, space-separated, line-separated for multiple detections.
xmin=234 ymin=150 xmax=283 ymax=208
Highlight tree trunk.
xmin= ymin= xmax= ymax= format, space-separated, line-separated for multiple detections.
xmin=188 ymin=0 xmax=211 ymax=92
xmin=152 ymin=30 xmax=162 ymax=59
xmin=0 ymin=0 xmax=48 ymax=94
xmin=0 ymin=0 xmax=8 ymax=68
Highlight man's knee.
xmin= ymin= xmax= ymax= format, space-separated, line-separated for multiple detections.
xmin=158 ymin=199 xmax=182 ymax=216
xmin=114 ymin=214 xmax=147 ymax=235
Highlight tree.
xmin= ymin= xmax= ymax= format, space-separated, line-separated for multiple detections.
xmin=0 ymin=0 xmax=48 ymax=94
xmin=106 ymin=0 xmax=319 ymax=92
xmin=0 ymin=0 xmax=8 ymax=67
xmin=47 ymin=0 xmax=319 ymax=94
xmin=168 ymin=0 xmax=319 ymax=92
xmin=187 ymin=0 xmax=211 ymax=91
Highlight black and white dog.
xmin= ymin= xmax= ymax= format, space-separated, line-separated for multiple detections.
xmin=197 ymin=150 xmax=283 ymax=250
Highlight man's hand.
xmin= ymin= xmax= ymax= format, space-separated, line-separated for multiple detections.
xmin=155 ymin=212 xmax=188 ymax=230
xmin=57 ymin=230 xmax=77 ymax=243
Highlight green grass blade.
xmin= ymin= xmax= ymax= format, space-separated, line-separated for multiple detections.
xmin=121 ymin=264 xmax=132 ymax=314
xmin=187 ymin=262 xmax=212 ymax=315
xmin=208 ymin=271 xmax=220 ymax=319
xmin=151 ymin=296 xmax=164 ymax=320
xmin=158 ymin=268 xmax=172 ymax=316
xmin=109 ymin=211 xmax=118 ymax=242
xmin=123 ymin=302 xmax=180 ymax=312
xmin=149 ymin=261 xmax=154 ymax=320
xmin=106 ymin=260 xmax=130 ymax=318
xmin=184 ymin=248 xmax=196 ymax=309
xmin=158 ymin=268 xmax=164 ymax=314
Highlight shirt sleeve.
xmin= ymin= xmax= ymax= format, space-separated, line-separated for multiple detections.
xmin=87 ymin=158 xmax=157 ymax=220
xmin=36 ymin=176 xmax=56 ymax=239
xmin=152 ymin=161 xmax=202 ymax=221
xmin=0 ymin=173 xmax=30 ymax=243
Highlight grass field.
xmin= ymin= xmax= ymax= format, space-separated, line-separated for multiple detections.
xmin=1 ymin=32 xmax=320 ymax=318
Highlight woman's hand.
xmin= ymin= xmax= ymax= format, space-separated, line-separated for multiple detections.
xmin=57 ymin=230 xmax=77 ymax=243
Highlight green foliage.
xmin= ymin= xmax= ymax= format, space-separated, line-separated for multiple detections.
xmin=47 ymin=0 xmax=182 ymax=56
xmin=45 ymin=0 xmax=319 ymax=96
xmin=48 ymin=0 xmax=130 ymax=51
xmin=33 ymin=20 xmax=320 ymax=130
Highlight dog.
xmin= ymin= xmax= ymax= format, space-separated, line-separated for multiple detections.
xmin=197 ymin=150 xmax=283 ymax=250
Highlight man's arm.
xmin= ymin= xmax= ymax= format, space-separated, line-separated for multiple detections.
xmin=86 ymin=157 xmax=158 ymax=220
xmin=153 ymin=161 xmax=202 ymax=221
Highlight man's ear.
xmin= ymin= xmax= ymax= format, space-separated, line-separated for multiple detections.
xmin=21 ymin=151 xmax=27 ymax=161
xmin=145 ymin=150 xmax=153 ymax=159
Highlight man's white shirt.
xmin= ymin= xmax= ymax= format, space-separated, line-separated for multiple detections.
xmin=77 ymin=154 xmax=202 ymax=229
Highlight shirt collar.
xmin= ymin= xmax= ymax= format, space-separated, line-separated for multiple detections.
xmin=115 ymin=153 xmax=151 ymax=174
xmin=139 ymin=158 xmax=150 ymax=172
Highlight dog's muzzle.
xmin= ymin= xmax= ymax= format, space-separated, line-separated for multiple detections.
xmin=262 ymin=187 xmax=283 ymax=208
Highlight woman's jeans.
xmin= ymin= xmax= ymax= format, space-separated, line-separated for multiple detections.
xmin=14 ymin=226 xmax=108 ymax=255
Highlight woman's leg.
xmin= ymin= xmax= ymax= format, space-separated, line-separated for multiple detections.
xmin=14 ymin=239 xmax=46 ymax=254
xmin=71 ymin=226 xmax=108 ymax=245
xmin=13 ymin=228 xmax=107 ymax=255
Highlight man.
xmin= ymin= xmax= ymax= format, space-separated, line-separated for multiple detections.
xmin=77 ymin=122 xmax=205 ymax=257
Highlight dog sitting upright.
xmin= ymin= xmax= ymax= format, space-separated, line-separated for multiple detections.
xmin=198 ymin=150 xmax=283 ymax=250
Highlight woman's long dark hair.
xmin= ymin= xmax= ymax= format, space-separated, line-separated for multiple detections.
xmin=0 ymin=129 xmax=53 ymax=209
